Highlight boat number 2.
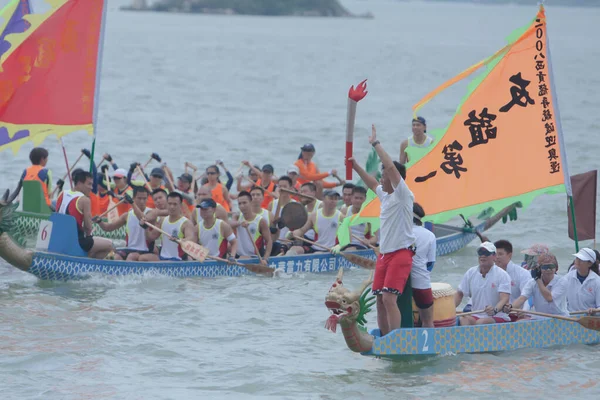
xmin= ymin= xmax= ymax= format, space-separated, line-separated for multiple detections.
xmin=421 ymin=330 xmax=429 ymax=352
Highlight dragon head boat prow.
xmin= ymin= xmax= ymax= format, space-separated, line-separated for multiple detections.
xmin=324 ymin=268 xmax=376 ymax=353
xmin=0 ymin=189 xmax=33 ymax=272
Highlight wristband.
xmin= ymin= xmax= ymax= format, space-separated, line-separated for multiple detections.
xmin=226 ymin=233 xmax=236 ymax=242
xmin=371 ymin=140 xmax=380 ymax=147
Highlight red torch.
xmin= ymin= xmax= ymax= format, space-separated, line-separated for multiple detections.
xmin=346 ymin=79 xmax=368 ymax=180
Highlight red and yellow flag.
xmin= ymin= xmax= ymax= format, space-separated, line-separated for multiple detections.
xmin=405 ymin=6 xmax=568 ymax=223
xmin=0 ymin=0 xmax=105 ymax=154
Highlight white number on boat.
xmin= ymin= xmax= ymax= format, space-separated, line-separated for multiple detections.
xmin=421 ymin=330 xmax=429 ymax=352
xmin=36 ymin=220 xmax=53 ymax=251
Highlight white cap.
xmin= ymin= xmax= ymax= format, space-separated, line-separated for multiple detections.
xmin=286 ymin=165 xmax=299 ymax=175
xmin=572 ymin=248 xmax=596 ymax=263
xmin=113 ymin=168 xmax=127 ymax=178
xmin=478 ymin=241 xmax=497 ymax=253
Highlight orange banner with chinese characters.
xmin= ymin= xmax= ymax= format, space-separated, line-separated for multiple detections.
xmin=406 ymin=6 xmax=567 ymax=223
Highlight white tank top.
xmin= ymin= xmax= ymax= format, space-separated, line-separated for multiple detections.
xmin=159 ymin=216 xmax=188 ymax=260
xmin=350 ymin=222 xmax=369 ymax=246
xmin=58 ymin=190 xmax=84 ymax=214
xmin=304 ymin=200 xmax=321 ymax=241
xmin=126 ymin=208 xmax=152 ymax=251
xmin=198 ymin=219 xmax=225 ymax=257
xmin=237 ymin=214 xmax=262 ymax=257
xmin=257 ymin=208 xmax=270 ymax=225
xmin=313 ymin=209 xmax=341 ymax=250
xmin=407 ymin=135 xmax=434 ymax=148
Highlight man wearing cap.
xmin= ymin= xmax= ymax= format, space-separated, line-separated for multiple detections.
xmin=174 ymin=172 xmax=196 ymax=215
xmin=455 ymin=242 xmax=512 ymax=325
xmin=339 ymin=183 xmax=355 ymax=217
xmin=286 ymin=190 xmax=342 ymax=255
xmin=285 ymin=165 xmax=302 ymax=193
xmin=554 ymin=248 xmax=600 ymax=315
xmin=399 ymin=116 xmax=434 ymax=164
xmin=294 ymin=143 xmax=341 ymax=196
xmin=349 ymin=125 xmax=415 ymax=336
xmin=112 ymin=168 xmax=133 ymax=216
xmin=197 ymin=199 xmax=238 ymax=259
xmin=192 ymin=186 xmax=229 ymax=225
xmin=504 ymin=253 xmax=569 ymax=317
xmin=145 ymin=167 xmax=168 ymax=209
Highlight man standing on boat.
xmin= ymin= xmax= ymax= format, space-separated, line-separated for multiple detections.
xmin=56 ymin=169 xmax=115 ymax=259
xmin=399 ymin=117 xmax=434 ymax=164
xmin=94 ymin=186 xmax=153 ymax=261
xmin=349 ymin=124 xmax=415 ymax=336
xmin=411 ymin=203 xmax=436 ymax=328
xmin=455 ymin=242 xmax=512 ymax=325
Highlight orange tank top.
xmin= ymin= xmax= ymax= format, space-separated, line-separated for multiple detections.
xmin=256 ymin=179 xmax=275 ymax=209
xmin=206 ymin=183 xmax=230 ymax=212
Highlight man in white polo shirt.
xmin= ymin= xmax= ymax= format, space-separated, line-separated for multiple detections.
xmin=411 ymin=203 xmax=436 ymax=327
xmin=349 ymin=124 xmax=415 ymax=336
xmin=454 ymin=241 xmax=511 ymax=325
xmin=494 ymin=239 xmax=533 ymax=316
xmin=556 ymin=248 xmax=600 ymax=315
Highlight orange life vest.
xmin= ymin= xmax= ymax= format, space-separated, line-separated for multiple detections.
xmin=23 ymin=165 xmax=50 ymax=206
xmin=256 ymin=179 xmax=275 ymax=209
xmin=114 ymin=186 xmax=132 ymax=216
xmin=206 ymin=183 xmax=230 ymax=212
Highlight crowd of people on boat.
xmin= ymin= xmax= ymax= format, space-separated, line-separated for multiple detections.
xmin=14 ymin=116 xmax=599 ymax=333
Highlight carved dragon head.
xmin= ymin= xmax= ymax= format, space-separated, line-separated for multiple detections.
xmin=324 ymin=268 xmax=375 ymax=332
xmin=0 ymin=189 xmax=19 ymax=236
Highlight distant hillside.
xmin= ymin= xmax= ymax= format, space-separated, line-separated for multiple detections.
xmin=123 ymin=0 xmax=373 ymax=17
xmin=423 ymin=0 xmax=600 ymax=7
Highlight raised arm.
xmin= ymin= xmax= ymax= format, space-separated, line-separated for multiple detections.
xmin=349 ymin=157 xmax=379 ymax=192
xmin=370 ymin=124 xmax=401 ymax=188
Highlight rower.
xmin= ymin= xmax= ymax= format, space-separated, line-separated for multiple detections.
xmin=300 ymin=182 xmax=322 ymax=213
xmin=146 ymin=167 xmax=168 ymax=209
xmin=17 ymin=147 xmax=53 ymax=209
xmin=145 ymin=188 xmax=169 ymax=224
xmin=243 ymin=162 xmax=278 ymax=209
xmin=203 ymin=165 xmax=232 ymax=213
xmin=520 ymin=243 xmax=550 ymax=270
xmin=504 ymin=253 xmax=568 ymax=317
xmin=192 ymin=186 xmax=228 ymax=225
xmin=454 ymin=242 xmax=511 ymax=325
xmin=340 ymin=186 xmax=371 ymax=251
xmin=95 ymin=186 xmax=154 ymax=261
xmin=196 ymin=199 xmax=237 ymax=259
xmin=399 ymin=116 xmax=434 ymax=164
xmin=142 ymin=192 xmax=195 ymax=261
xmin=174 ymin=172 xmax=196 ymax=214
xmin=494 ymin=240 xmax=533 ymax=312
xmin=230 ymin=191 xmax=272 ymax=265
xmin=236 ymin=164 xmax=261 ymax=193
xmin=339 ymin=183 xmax=355 ymax=216
xmin=294 ymin=143 xmax=339 ymax=196
xmin=559 ymin=248 xmax=600 ymax=315
xmin=250 ymin=186 xmax=274 ymax=226
xmin=285 ymin=165 xmax=302 ymax=193
xmin=286 ymin=190 xmax=342 ymax=255
xmin=56 ymin=169 xmax=114 ymax=259
xmin=112 ymin=168 xmax=133 ymax=216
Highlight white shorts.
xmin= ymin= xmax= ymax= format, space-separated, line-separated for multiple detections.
xmin=410 ymin=262 xmax=431 ymax=290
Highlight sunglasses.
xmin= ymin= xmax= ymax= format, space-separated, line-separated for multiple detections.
xmin=477 ymin=249 xmax=495 ymax=257
xmin=540 ymin=264 xmax=556 ymax=270
xmin=206 ymin=171 xmax=218 ymax=175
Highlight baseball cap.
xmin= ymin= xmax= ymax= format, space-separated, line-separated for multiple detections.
xmin=572 ymin=248 xmax=596 ymax=263
xmin=300 ymin=143 xmax=316 ymax=152
xmin=478 ymin=241 xmax=497 ymax=254
xmin=178 ymin=173 xmax=193 ymax=183
xmin=323 ymin=189 xmax=340 ymax=198
xmin=196 ymin=199 xmax=217 ymax=209
xmin=262 ymin=164 xmax=274 ymax=174
xmin=521 ymin=244 xmax=550 ymax=256
xmin=150 ymin=167 xmax=164 ymax=178
xmin=412 ymin=116 xmax=426 ymax=125
xmin=287 ymin=165 xmax=299 ymax=175
xmin=113 ymin=168 xmax=127 ymax=178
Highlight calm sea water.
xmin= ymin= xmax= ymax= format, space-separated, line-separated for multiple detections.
xmin=1 ymin=0 xmax=600 ymax=398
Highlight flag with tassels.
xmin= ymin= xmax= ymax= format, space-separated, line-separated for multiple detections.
xmin=0 ymin=0 xmax=107 ymax=157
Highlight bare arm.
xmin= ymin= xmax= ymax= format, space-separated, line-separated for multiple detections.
xmin=493 ymin=292 xmax=510 ymax=313
xmin=145 ymin=218 xmax=162 ymax=241
xmin=292 ymin=213 xmax=315 ymax=237
xmin=98 ymin=213 xmax=127 ymax=232
xmin=215 ymin=206 xmax=229 ymax=222
xmin=80 ymin=197 xmax=93 ymax=236
xmin=182 ymin=220 xmax=196 ymax=242
xmin=221 ymin=222 xmax=237 ymax=258
xmin=370 ymin=124 xmax=401 ymax=188
xmin=454 ymin=290 xmax=464 ymax=307
xmin=349 ymin=158 xmax=379 ymax=193
xmin=399 ymin=139 xmax=409 ymax=164
xmin=259 ymin=219 xmax=272 ymax=260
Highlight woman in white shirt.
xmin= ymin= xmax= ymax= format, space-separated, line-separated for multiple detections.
xmin=558 ymin=248 xmax=600 ymax=315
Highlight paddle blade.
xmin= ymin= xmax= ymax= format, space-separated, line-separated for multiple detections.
xmin=240 ymin=263 xmax=275 ymax=277
xmin=107 ymin=205 xmax=119 ymax=224
xmin=340 ymin=253 xmax=376 ymax=270
xmin=181 ymin=240 xmax=209 ymax=262
xmin=578 ymin=316 xmax=600 ymax=331
xmin=280 ymin=202 xmax=308 ymax=230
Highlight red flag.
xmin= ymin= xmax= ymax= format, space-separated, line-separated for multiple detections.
xmin=568 ymin=170 xmax=597 ymax=241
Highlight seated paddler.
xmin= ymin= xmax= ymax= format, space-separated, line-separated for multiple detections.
xmin=15 ymin=147 xmax=54 ymax=210
xmin=196 ymin=199 xmax=237 ymax=260
xmin=94 ymin=186 xmax=154 ymax=261
xmin=455 ymin=242 xmax=511 ymax=325
xmin=56 ymin=169 xmax=115 ymax=259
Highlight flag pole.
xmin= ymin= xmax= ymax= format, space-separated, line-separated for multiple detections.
xmin=544 ymin=5 xmax=579 ymax=252
xmin=89 ymin=0 xmax=108 ymax=172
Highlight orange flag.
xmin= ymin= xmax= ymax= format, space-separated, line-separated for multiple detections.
xmin=406 ymin=6 xmax=568 ymax=223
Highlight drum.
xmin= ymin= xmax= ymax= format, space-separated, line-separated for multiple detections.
xmin=412 ymin=282 xmax=457 ymax=327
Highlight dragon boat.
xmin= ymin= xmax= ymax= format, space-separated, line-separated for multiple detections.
xmin=324 ymin=269 xmax=600 ymax=359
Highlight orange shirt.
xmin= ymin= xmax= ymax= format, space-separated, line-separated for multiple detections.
xmin=23 ymin=165 xmax=51 ymax=206
xmin=294 ymin=159 xmax=336 ymax=188
xmin=256 ymin=179 xmax=276 ymax=209
xmin=114 ymin=186 xmax=132 ymax=216
xmin=205 ymin=183 xmax=230 ymax=212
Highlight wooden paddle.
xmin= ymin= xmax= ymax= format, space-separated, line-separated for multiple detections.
xmin=510 ymin=308 xmax=600 ymax=332
xmin=205 ymin=255 xmax=274 ymax=277
xmin=94 ymin=196 xmax=128 ymax=220
xmin=144 ymin=221 xmax=209 ymax=262
xmin=351 ymin=234 xmax=379 ymax=255
xmin=59 ymin=152 xmax=84 ymax=182
xmin=456 ymin=310 xmax=485 ymax=317
xmin=570 ymin=308 xmax=600 ymax=316
xmin=143 ymin=153 xmax=161 ymax=169
xmin=244 ymin=225 xmax=264 ymax=263
xmin=292 ymin=235 xmax=376 ymax=270
xmin=279 ymin=187 xmax=317 ymax=202
xmin=135 ymin=166 xmax=154 ymax=193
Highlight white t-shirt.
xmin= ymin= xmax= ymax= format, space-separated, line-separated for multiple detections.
xmin=375 ymin=180 xmax=415 ymax=254
xmin=520 ymin=275 xmax=569 ymax=317
xmin=458 ymin=264 xmax=512 ymax=321
xmin=411 ymin=224 xmax=436 ymax=290
xmin=554 ymin=269 xmax=600 ymax=312
xmin=505 ymin=261 xmax=533 ymax=303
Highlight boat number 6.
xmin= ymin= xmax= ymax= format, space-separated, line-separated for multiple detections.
xmin=41 ymin=226 xmax=48 ymax=241
xmin=421 ymin=330 xmax=429 ymax=352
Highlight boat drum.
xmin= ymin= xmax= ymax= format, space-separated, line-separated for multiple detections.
xmin=413 ymin=282 xmax=457 ymax=328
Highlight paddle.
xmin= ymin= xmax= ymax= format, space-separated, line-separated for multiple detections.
xmin=351 ymin=234 xmax=379 ymax=255
xmin=570 ymin=308 xmax=600 ymax=316
xmin=244 ymin=225 xmax=264 ymax=263
xmin=278 ymin=202 xmax=308 ymax=230
xmin=135 ymin=166 xmax=154 ymax=193
xmin=292 ymin=235 xmax=376 ymax=270
xmin=510 ymin=308 xmax=600 ymax=332
xmin=456 ymin=310 xmax=485 ymax=317
xmin=143 ymin=153 xmax=162 ymax=169
xmin=58 ymin=138 xmax=74 ymax=188
xmin=205 ymin=255 xmax=274 ymax=277
xmin=279 ymin=187 xmax=317 ymax=202
xmin=93 ymin=194 xmax=132 ymax=221
xmin=144 ymin=221 xmax=209 ymax=262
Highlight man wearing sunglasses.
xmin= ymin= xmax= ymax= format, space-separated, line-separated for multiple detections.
xmin=503 ymin=253 xmax=569 ymax=317
xmin=455 ymin=242 xmax=512 ymax=325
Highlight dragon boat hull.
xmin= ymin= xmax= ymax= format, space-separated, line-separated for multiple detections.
xmin=364 ymin=318 xmax=600 ymax=359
